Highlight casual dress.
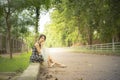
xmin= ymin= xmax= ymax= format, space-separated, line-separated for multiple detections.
xmin=30 ymin=46 xmax=44 ymax=63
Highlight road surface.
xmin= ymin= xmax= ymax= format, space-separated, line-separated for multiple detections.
xmin=38 ymin=48 xmax=120 ymax=80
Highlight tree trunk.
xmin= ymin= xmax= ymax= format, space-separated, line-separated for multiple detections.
xmin=35 ymin=7 xmax=39 ymax=34
xmin=5 ymin=0 xmax=12 ymax=59
xmin=77 ymin=17 xmax=81 ymax=42
xmin=5 ymin=12 xmax=12 ymax=59
xmin=88 ymin=26 xmax=93 ymax=45
xmin=35 ymin=7 xmax=40 ymax=42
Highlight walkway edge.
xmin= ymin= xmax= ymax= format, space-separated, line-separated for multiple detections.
xmin=17 ymin=63 xmax=40 ymax=80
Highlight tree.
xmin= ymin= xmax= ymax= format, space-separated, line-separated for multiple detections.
xmin=0 ymin=0 xmax=52 ymax=58
xmin=26 ymin=0 xmax=51 ymax=41
xmin=44 ymin=0 xmax=120 ymax=47
xmin=0 ymin=0 xmax=31 ymax=58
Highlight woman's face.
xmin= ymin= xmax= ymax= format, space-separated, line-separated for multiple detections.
xmin=39 ymin=36 xmax=45 ymax=43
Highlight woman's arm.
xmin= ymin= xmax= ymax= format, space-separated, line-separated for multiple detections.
xmin=34 ymin=42 xmax=41 ymax=54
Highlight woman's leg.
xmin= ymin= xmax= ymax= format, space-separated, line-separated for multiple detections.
xmin=47 ymin=55 xmax=54 ymax=67
xmin=47 ymin=55 xmax=66 ymax=68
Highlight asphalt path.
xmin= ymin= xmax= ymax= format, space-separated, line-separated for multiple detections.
xmin=38 ymin=48 xmax=120 ymax=80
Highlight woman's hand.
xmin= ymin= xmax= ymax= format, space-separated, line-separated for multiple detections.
xmin=41 ymin=42 xmax=44 ymax=47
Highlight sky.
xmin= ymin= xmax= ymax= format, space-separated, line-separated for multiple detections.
xmin=28 ymin=9 xmax=53 ymax=33
xmin=39 ymin=11 xmax=51 ymax=33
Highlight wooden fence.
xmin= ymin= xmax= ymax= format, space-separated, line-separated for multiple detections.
xmin=78 ymin=42 xmax=120 ymax=53
xmin=0 ymin=33 xmax=28 ymax=54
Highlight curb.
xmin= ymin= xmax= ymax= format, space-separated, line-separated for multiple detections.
xmin=17 ymin=63 xmax=40 ymax=80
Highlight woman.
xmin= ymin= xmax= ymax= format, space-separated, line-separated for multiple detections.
xmin=30 ymin=34 xmax=66 ymax=68
xmin=30 ymin=34 xmax=46 ymax=63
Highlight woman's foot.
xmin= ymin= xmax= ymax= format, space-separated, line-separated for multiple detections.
xmin=48 ymin=62 xmax=67 ymax=68
xmin=58 ymin=64 xmax=67 ymax=68
xmin=49 ymin=62 xmax=56 ymax=68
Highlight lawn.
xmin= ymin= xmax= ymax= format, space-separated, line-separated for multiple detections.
xmin=0 ymin=52 xmax=31 ymax=72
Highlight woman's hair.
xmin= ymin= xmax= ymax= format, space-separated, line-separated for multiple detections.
xmin=38 ymin=34 xmax=46 ymax=41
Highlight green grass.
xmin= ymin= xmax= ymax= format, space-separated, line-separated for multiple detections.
xmin=0 ymin=52 xmax=31 ymax=72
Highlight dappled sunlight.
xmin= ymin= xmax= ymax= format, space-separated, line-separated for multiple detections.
xmin=46 ymin=47 xmax=71 ymax=53
xmin=48 ymin=48 xmax=63 ymax=53
xmin=46 ymin=48 xmax=69 ymax=59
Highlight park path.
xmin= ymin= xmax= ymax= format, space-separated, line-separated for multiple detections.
xmin=38 ymin=48 xmax=120 ymax=80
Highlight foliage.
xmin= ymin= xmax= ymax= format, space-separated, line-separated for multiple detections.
xmin=44 ymin=0 xmax=120 ymax=47
xmin=0 ymin=0 xmax=51 ymax=58
xmin=0 ymin=0 xmax=120 ymax=48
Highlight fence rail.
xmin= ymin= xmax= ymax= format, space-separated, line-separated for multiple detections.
xmin=0 ymin=33 xmax=28 ymax=54
xmin=78 ymin=42 xmax=120 ymax=53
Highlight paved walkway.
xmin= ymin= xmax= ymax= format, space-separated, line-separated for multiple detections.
xmin=38 ymin=48 xmax=120 ymax=80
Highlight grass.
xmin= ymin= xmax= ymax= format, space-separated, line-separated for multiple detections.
xmin=0 ymin=52 xmax=31 ymax=72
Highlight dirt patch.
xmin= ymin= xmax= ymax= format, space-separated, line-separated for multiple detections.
xmin=0 ymin=72 xmax=21 ymax=80
xmin=38 ymin=65 xmax=58 ymax=80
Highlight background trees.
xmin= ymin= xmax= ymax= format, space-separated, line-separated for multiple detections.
xmin=44 ymin=0 xmax=120 ymax=47
xmin=0 ymin=0 xmax=120 ymax=49
xmin=0 ymin=0 xmax=51 ymax=58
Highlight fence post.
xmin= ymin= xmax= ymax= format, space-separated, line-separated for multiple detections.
xmin=112 ymin=38 xmax=115 ymax=52
xmin=100 ymin=44 xmax=102 ymax=51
